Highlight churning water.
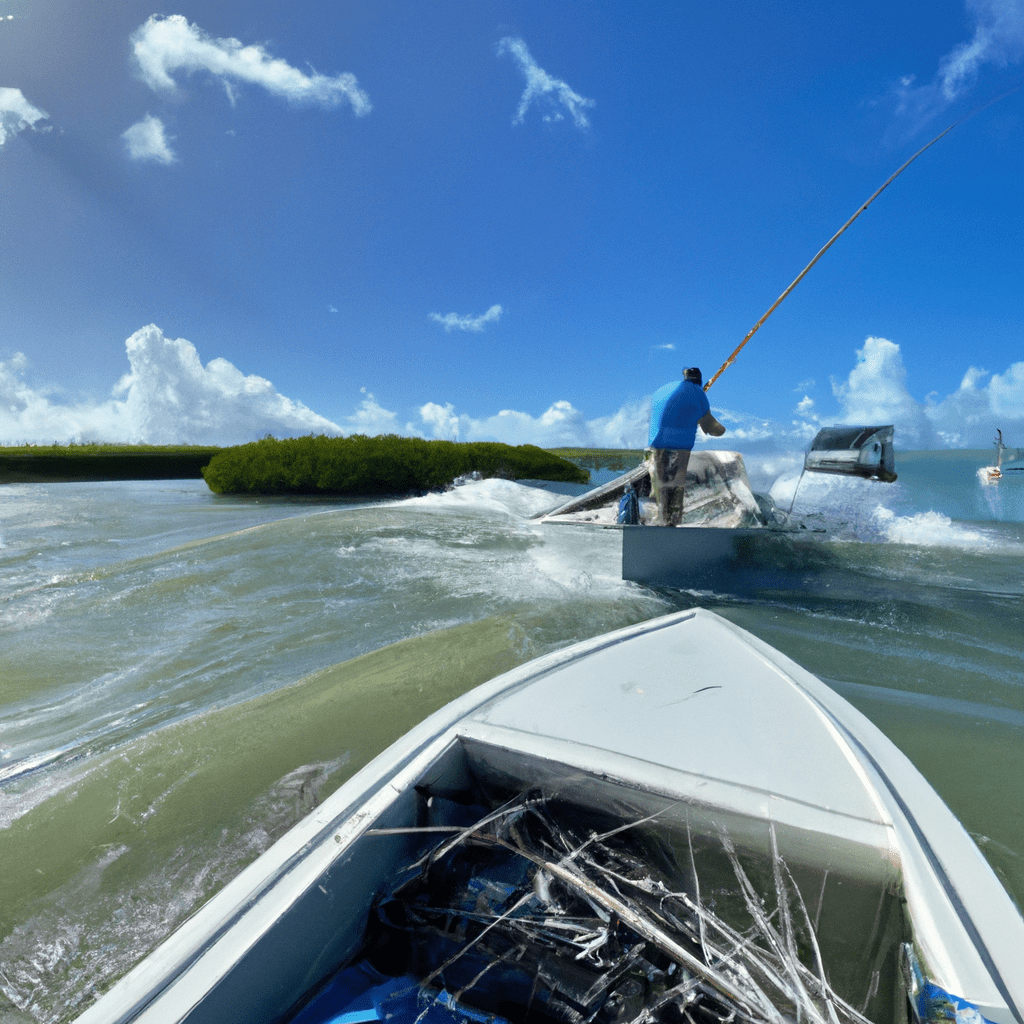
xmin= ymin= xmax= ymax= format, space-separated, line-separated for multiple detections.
xmin=1 ymin=451 xmax=1022 ymax=1022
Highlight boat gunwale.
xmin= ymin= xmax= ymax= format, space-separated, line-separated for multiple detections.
xmin=72 ymin=610 xmax=706 ymax=1023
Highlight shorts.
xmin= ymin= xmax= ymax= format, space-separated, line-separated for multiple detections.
xmin=650 ymin=448 xmax=692 ymax=525
xmin=650 ymin=447 xmax=691 ymax=488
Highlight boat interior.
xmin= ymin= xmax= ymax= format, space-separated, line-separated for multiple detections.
xmin=243 ymin=736 xmax=916 ymax=1024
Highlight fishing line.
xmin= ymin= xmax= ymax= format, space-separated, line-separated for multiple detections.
xmin=703 ymin=83 xmax=1023 ymax=394
xmin=787 ymin=463 xmax=807 ymax=515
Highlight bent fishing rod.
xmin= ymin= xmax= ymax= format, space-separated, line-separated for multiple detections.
xmin=703 ymin=121 xmax=958 ymax=393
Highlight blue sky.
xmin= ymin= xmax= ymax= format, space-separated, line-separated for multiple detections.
xmin=1 ymin=0 xmax=1022 ymax=454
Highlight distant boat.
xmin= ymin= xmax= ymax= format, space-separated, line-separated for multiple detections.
xmin=978 ymin=430 xmax=1024 ymax=485
xmin=70 ymin=609 xmax=1024 ymax=1024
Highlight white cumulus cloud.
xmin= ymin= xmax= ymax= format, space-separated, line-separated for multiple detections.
xmin=988 ymin=360 xmax=1024 ymax=417
xmin=404 ymin=337 xmax=1024 ymax=457
xmin=4 ymin=332 xmax=1021 ymax=458
xmin=428 ymin=304 xmax=502 ymax=333
xmin=831 ymin=336 xmax=1024 ymax=448
xmin=418 ymin=401 xmax=461 ymax=440
xmin=343 ymin=388 xmax=399 ymax=435
xmin=411 ymin=397 xmax=652 ymax=449
xmin=122 ymin=114 xmax=176 ymax=164
xmin=114 ymin=325 xmax=344 ymax=443
xmin=830 ymin=337 xmax=939 ymax=447
xmin=497 ymin=37 xmax=594 ymax=128
xmin=0 ymin=87 xmax=49 ymax=147
xmin=0 ymin=325 xmax=343 ymax=446
xmin=130 ymin=14 xmax=371 ymax=114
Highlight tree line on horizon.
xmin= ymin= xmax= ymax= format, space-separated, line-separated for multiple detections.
xmin=0 ymin=436 xmax=598 ymax=491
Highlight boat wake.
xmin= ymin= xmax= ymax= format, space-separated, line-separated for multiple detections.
xmin=771 ymin=469 xmax=1021 ymax=552
xmin=0 ymin=758 xmax=350 ymax=1023
xmin=870 ymin=506 xmax=1001 ymax=549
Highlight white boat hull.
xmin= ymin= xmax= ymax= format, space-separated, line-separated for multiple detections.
xmin=73 ymin=610 xmax=1024 ymax=1024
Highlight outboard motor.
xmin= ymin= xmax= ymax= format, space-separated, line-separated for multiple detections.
xmin=804 ymin=425 xmax=897 ymax=482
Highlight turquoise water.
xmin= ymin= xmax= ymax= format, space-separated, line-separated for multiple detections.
xmin=1 ymin=452 xmax=1022 ymax=1022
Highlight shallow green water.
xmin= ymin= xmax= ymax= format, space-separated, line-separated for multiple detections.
xmin=1 ymin=457 xmax=1022 ymax=1022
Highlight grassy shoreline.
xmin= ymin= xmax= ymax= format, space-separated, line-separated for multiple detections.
xmin=547 ymin=448 xmax=645 ymax=471
xmin=0 ymin=445 xmax=222 ymax=484
xmin=0 ymin=439 xmax=607 ymax=491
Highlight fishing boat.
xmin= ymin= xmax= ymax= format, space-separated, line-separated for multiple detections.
xmin=566 ymin=118 xmax=957 ymax=589
xmin=72 ymin=609 xmax=1024 ymax=1024
xmin=536 ymin=425 xmax=896 ymax=590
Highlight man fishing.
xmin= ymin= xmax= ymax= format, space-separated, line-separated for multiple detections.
xmin=640 ymin=123 xmax=959 ymax=528
xmin=648 ymin=367 xmax=726 ymax=526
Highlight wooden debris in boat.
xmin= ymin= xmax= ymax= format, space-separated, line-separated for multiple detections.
xmin=352 ymin=793 xmax=878 ymax=1024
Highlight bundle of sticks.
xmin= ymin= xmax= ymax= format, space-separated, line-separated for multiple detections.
xmin=364 ymin=793 xmax=874 ymax=1024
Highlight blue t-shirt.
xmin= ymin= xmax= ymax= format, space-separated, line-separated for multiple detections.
xmin=648 ymin=379 xmax=710 ymax=449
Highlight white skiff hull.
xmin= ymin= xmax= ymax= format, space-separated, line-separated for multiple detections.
xmin=73 ymin=610 xmax=1024 ymax=1024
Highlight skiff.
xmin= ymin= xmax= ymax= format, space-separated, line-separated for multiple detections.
xmin=73 ymin=608 xmax=1023 ymax=1024
xmin=979 ymin=430 xmax=1023 ymax=485
xmin=536 ymin=426 xmax=897 ymax=590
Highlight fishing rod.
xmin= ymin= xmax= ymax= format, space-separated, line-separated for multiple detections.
xmin=703 ymin=121 xmax=957 ymax=393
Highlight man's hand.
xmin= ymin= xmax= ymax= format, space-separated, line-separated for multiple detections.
xmin=699 ymin=411 xmax=726 ymax=437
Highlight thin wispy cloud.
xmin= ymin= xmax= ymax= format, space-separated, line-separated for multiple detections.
xmin=895 ymin=0 xmax=1024 ymax=121
xmin=130 ymin=14 xmax=372 ymax=114
xmin=428 ymin=304 xmax=502 ymax=332
xmin=496 ymin=37 xmax=594 ymax=128
xmin=939 ymin=0 xmax=1024 ymax=99
xmin=122 ymin=114 xmax=176 ymax=164
xmin=0 ymin=87 xmax=49 ymax=147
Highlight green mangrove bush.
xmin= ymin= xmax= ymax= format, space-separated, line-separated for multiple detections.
xmin=201 ymin=435 xmax=589 ymax=495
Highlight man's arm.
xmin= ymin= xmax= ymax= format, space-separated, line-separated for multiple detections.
xmin=699 ymin=411 xmax=726 ymax=437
